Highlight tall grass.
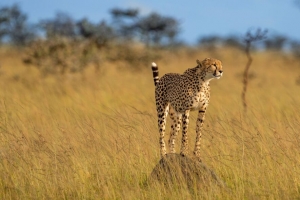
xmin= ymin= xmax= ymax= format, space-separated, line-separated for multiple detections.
xmin=0 ymin=47 xmax=299 ymax=199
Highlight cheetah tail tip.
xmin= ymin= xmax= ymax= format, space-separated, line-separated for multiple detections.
xmin=151 ymin=62 xmax=157 ymax=67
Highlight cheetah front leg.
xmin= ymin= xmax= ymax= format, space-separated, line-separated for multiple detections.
xmin=168 ymin=107 xmax=182 ymax=153
xmin=180 ymin=110 xmax=190 ymax=157
xmin=194 ymin=110 xmax=206 ymax=161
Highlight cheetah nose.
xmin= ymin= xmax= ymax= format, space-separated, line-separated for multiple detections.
xmin=219 ymin=70 xmax=223 ymax=73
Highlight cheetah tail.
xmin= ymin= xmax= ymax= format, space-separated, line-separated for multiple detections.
xmin=151 ymin=62 xmax=159 ymax=86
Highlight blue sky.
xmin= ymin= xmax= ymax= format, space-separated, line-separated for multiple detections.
xmin=1 ymin=0 xmax=300 ymax=44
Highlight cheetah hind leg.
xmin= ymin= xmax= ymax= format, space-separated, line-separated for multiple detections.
xmin=168 ymin=107 xmax=182 ymax=154
xmin=157 ymin=103 xmax=169 ymax=157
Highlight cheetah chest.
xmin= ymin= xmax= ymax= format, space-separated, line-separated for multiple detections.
xmin=189 ymin=91 xmax=209 ymax=111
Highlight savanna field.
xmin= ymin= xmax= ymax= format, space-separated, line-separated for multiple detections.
xmin=0 ymin=46 xmax=300 ymax=199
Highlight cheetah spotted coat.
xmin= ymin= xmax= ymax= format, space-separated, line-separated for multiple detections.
xmin=151 ymin=58 xmax=223 ymax=160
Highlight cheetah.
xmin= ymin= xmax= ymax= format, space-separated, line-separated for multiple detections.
xmin=151 ymin=58 xmax=223 ymax=160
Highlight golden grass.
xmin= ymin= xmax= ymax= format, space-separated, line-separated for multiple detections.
xmin=0 ymin=46 xmax=299 ymax=199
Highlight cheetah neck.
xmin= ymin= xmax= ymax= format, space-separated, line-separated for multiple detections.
xmin=184 ymin=66 xmax=211 ymax=87
xmin=199 ymin=80 xmax=210 ymax=89
xmin=199 ymin=71 xmax=211 ymax=84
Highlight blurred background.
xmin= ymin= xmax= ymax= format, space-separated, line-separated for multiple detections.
xmin=0 ymin=0 xmax=300 ymax=74
xmin=0 ymin=0 xmax=300 ymax=46
xmin=0 ymin=1 xmax=300 ymax=199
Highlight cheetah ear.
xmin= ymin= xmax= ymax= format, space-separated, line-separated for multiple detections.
xmin=196 ymin=59 xmax=202 ymax=66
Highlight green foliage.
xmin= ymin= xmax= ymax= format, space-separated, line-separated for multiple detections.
xmin=23 ymin=37 xmax=102 ymax=76
xmin=0 ymin=4 xmax=36 ymax=45
xmin=134 ymin=12 xmax=180 ymax=46
xmin=198 ymin=36 xmax=244 ymax=50
xmin=0 ymin=4 xmax=300 ymax=53
xmin=39 ymin=12 xmax=77 ymax=39
xmin=23 ymin=37 xmax=162 ymax=76
xmin=264 ymin=34 xmax=288 ymax=51
xmin=77 ymin=18 xmax=115 ymax=47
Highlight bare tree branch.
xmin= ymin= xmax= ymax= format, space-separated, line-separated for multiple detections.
xmin=242 ymin=28 xmax=267 ymax=113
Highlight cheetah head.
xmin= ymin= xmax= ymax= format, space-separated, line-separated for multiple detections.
xmin=196 ymin=58 xmax=223 ymax=81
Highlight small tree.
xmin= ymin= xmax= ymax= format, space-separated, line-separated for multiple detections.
xmin=110 ymin=8 xmax=139 ymax=40
xmin=223 ymin=36 xmax=244 ymax=49
xmin=109 ymin=8 xmax=181 ymax=46
xmin=134 ymin=12 xmax=180 ymax=46
xmin=77 ymin=18 xmax=115 ymax=48
xmin=198 ymin=36 xmax=222 ymax=50
xmin=263 ymin=35 xmax=288 ymax=51
xmin=0 ymin=4 xmax=36 ymax=45
xmin=39 ymin=12 xmax=76 ymax=39
xmin=242 ymin=28 xmax=267 ymax=113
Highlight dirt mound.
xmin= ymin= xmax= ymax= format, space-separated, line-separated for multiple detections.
xmin=148 ymin=154 xmax=226 ymax=192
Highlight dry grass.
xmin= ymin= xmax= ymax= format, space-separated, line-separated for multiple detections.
xmin=0 ymin=46 xmax=299 ymax=199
